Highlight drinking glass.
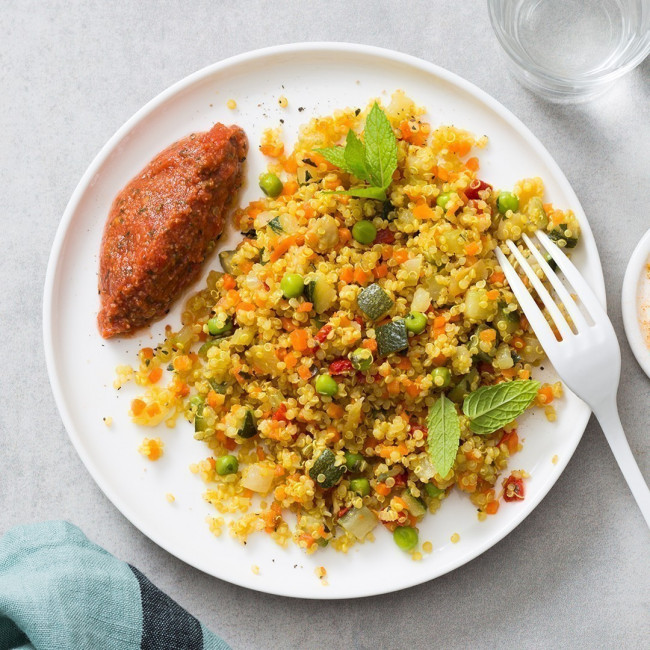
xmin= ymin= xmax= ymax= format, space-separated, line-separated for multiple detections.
xmin=488 ymin=0 xmax=650 ymax=102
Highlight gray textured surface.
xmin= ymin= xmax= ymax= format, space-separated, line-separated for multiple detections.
xmin=1 ymin=1 xmax=649 ymax=649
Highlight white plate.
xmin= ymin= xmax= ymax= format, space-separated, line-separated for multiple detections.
xmin=622 ymin=228 xmax=650 ymax=378
xmin=43 ymin=43 xmax=605 ymax=599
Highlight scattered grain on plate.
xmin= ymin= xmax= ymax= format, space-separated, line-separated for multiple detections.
xmin=251 ymin=564 xmax=260 ymax=575
xmin=226 ymin=99 xmax=237 ymax=110
xmin=278 ymin=95 xmax=288 ymax=108
xmin=450 ymin=533 xmax=460 ymax=544
xmin=545 ymin=405 xmax=557 ymax=422
xmin=314 ymin=566 xmax=327 ymax=579
xmin=165 ymin=493 xmax=175 ymax=503
xmin=411 ymin=551 xmax=423 ymax=561
xmin=422 ymin=541 xmax=433 ymax=553
xmin=138 ymin=438 xmax=164 ymax=461
xmin=103 ymin=416 xmax=113 ymax=427
xmin=552 ymin=455 xmax=559 ymax=465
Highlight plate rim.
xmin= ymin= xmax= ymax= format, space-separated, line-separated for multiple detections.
xmin=43 ymin=41 xmax=605 ymax=599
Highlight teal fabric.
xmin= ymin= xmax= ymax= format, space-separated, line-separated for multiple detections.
xmin=0 ymin=522 xmax=230 ymax=650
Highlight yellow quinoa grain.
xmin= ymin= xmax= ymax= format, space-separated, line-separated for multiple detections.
xmin=251 ymin=565 xmax=260 ymax=575
xmin=450 ymin=533 xmax=460 ymax=544
xmin=227 ymin=99 xmax=237 ymax=110
xmin=278 ymin=95 xmax=288 ymax=108
xmin=422 ymin=541 xmax=433 ymax=553
xmin=165 ymin=493 xmax=175 ymax=503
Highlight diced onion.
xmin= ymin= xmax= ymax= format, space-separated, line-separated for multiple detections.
xmin=339 ymin=506 xmax=378 ymax=540
xmin=241 ymin=464 xmax=274 ymax=494
xmin=411 ymin=287 xmax=431 ymax=313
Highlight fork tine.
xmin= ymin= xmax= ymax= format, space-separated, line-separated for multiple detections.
xmin=495 ymin=248 xmax=557 ymax=345
xmin=522 ymin=233 xmax=589 ymax=331
xmin=505 ymin=240 xmax=574 ymax=339
xmin=536 ymin=231 xmax=606 ymax=320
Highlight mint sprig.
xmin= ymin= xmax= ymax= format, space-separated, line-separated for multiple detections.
xmin=427 ymin=394 xmax=461 ymax=479
xmin=462 ymin=380 xmax=540 ymax=434
xmin=315 ymin=102 xmax=397 ymax=201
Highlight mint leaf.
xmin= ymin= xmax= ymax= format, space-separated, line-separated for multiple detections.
xmin=364 ymin=102 xmax=398 ymax=189
xmin=463 ymin=380 xmax=541 ymax=434
xmin=427 ymin=394 xmax=461 ymax=478
xmin=314 ymin=146 xmax=347 ymax=170
xmin=343 ymin=130 xmax=370 ymax=182
xmin=337 ymin=187 xmax=387 ymax=200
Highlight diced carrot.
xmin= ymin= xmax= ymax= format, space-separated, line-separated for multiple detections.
xmin=543 ymin=202 xmax=553 ymax=213
xmin=131 ymin=399 xmax=146 ymax=416
xmin=274 ymin=465 xmax=286 ymax=477
xmin=260 ymin=143 xmax=284 ymax=157
xmin=432 ymin=354 xmax=447 ymax=366
xmin=289 ymin=328 xmax=309 ymax=352
xmin=362 ymin=338 xmax=378 ymax=351
xmin=283 ymin=157 xmax=298 ymax=173
xmin=485 ymin=500 xmax=500 ymax=515
xmin=281 ymin=180 xmax=299 ymax=196
xmin=206 ymin=390 xmax=222 ymax=409
xmin=226 ymin=289 xmax=240 ymax=306
xmin=387 ymin=381 xmax=401 ymax=396
xmin=466 ymin=157 xmax=480 ymax=172
xmin=297 ymin=365 xmax=312 ymax=380
xmin=433 ymin=315 xmax=446 ymax=329
xmin=303 ymin=204 xmax=315 ymax=220
xmin=501 ymin=367 xmax=517 ymax=378
xmin=237 ymin=301 xmax=256 ymax=311
xmin=404 ymin=380 xmax=420 ymax=397
xmin=340 ymin=266 xmax=354 ymax=283
xmin=275 ymin=348 xmax=287 ymax=360
xmin=393 ymin=248 xmax=409 ymax=264
xmin=489 ymin=271 xmax=505 ymax=284
xmin=338 ymin=227 xmax=351 ymax=244
xmin=413 ymin=202 xmax=435 ymax=220
xmin=270 ymin=235 xmax=296 ymax=262
xmin=537 ymin=385 xmax=554 ymax=405
xmin=284 ymin=352 xmax=298 ymax=369
xmin=354 ymin=267 xmax=370 ymax=285
xmin=327 ymin=403 xmax=344 ymax=419
xmin=511 ymin=336 xmax=525 ymax=350
xmin=464 ymin=242 xmax=480 ymax=256
xmin=222 ymin=274 xmax=236 ymax=290
xmin=375 ymin=483 xmax=391 ymax=496
xmin=297 ymin=302 xmax=312 ymax=312
xmin=147 ymin=367 xmax=162 ymax=384
xmin=519 ymin=369 xmax=530 ymax=380
xmin=172 ymin=381 xmax=190 ymax=398
xmin=140 ymin=347 xmax=154 ymax=360
xmin=396 ymin=357 xmax=412 ymax=370
xmin=436 ymin=167 xmax=449 ymax=181
xmin=280 ymin=317 xmax=296 ymax=331
xmin=448 ymin=140 xmax=472 ymax=157
xmin=256 ymin=446 xmax=266 ymax=461
xmin=373 ymin=263 xmax=388 ymax=279
xmin=486 ymin=290 xmax=499 ymax=300
xmin=145 ymin=403 xmax=161 ymax=418
xmin=479 ymin=329 xmax=497 ymax=342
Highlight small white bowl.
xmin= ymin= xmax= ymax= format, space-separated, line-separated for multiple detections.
xmin=622 ymin=228 xmax=650 ymax=378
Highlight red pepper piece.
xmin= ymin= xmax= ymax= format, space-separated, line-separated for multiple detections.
xmin=329 ymin=358 xmax=353 ymax=375
xmin=503 ymin=475 xmax=525 ymax=502
xmin=375 ymin=228 xmax=395 ymax=244
xmin=465 ymin=179 xmax=492 ymax=201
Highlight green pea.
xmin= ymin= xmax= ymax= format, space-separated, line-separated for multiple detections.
xmin=436 ymin=192 xmax=453 ymax=210
xmin=352 ymin=220 xmax=377 ymax=245
xmin=315 ymin=373 xmax=338 ymax=396
xmin=259 ymin=172 xmax=283 ymax=198
xmin=405 ymin=311 xmax=427 ymax=334
xmin=349 ymin=348 xmax=373 ymax=371
xmin=349 ymin=478 xmax=370 ymax=497
xmin=497 ymin=191 xmax=519 ymax=214
xmin=431 ymin=366 xmax=451 ymax=388
xmin=344 ymin=452 xmax=364 ymax=471
xmin=393 ymin=526 xmax=419 ymax=551
xmin=207 ymin=317 xmax=233 ymax=336
xmin=280 ymin=272 xmax=304 ymax=298
xmin=425 ymin=483 xmax=445 ymax=498
xmin=215 ymin=454 xmax=239 ymax=476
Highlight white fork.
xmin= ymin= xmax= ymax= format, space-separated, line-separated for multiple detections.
xmin=496 ymin=230 xmax=650 ymax=527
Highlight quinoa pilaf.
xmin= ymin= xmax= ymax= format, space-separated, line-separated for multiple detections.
xmin=120 ymin=92 xmax=578 ymax=554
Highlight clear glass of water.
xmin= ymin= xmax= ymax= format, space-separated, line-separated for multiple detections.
xmin=488 ymin=0 xmax=650 ymax=102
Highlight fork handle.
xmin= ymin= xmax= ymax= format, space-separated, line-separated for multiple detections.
xmin=592 ymin=403 xmax=650 ymax=528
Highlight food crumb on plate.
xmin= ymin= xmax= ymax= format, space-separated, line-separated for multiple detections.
xmin=411 ymin=551 xmax=423 ymax=561
xmin=226 ymin=99 xmax=237 ymax=110
xmin=138 ymin=437 xmax=164 ymax=461
xmin=422 ymin=541 xmax=433 ymax=553
xmin=251 ymin=564 xmax=260 ymax=575
xmin=278 ymin=95 xmax=288 ymax=108
xmin=103 ymin=416 xmax=113 ymax=427
xmin=315 ymin=566 xmax=328 ymax=584
xmin=552 ymin=454 xmax=559 ymax=465
xmin=450 ymin=533 xmax=460 ymax=544
xmin=165 ymin=493 xmax=175 ymax=503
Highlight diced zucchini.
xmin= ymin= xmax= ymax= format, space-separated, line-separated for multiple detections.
xmin=496 ymin=302 xmax=520 ymax=335
xmin=548 ymin=224 xmax=578 ymax=248
xmin=376 ymin=319 xmax=408 ymax=357
xmin=309 ymin=449 xmax=345 ymax=489
xmin=339 ymin=506 xmax=378 ymax=540
xmin=218 ymin=250 xmax=236 ymax=274
xmin=208 ymin=378 xmax=228 ymax=394
xmin=402 ymin=491 xmax=426 ymax=517
xmin=304 ymin=275 xmax=336 ymax=314
xmin=194 ymin=401 xmax=208 ymax=433
xmin=237 ymin=409 xmax=257 ymax=439
xmin=424 ymin=483 xmax=445 ymax=498
xmin=525 ymin=196 xmax=548 ymax=229
xmin=464 ymin=286 xmax=498 ymax=321
xmin=448 ymin=368 xmax=479 ymax=403
xmin=357 ymin=284 xmax=394 ymax=320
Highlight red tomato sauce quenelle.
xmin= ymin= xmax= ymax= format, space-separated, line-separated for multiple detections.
xmin=98 ymin=123 xmax=248 ymax=338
